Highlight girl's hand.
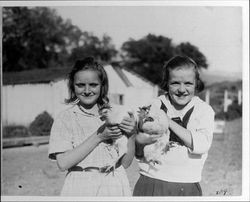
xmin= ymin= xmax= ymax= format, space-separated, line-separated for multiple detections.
xmin=136 ymin=132 xmax=162 ymax=145
xmin=97 ymin=124 xmax=122 ymax=142
xmin=119 ymin=112 xmax=137 ymax=138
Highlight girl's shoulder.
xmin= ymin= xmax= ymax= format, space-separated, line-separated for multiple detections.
xmin=155 ymin=94 xmax=170 ymax=108
xmin=54 ymin=105 xmax=76 ymax=121
xmin=192 ymin=96 xmax=215 ymax=115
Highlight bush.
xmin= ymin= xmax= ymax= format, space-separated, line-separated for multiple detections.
xmin=215 ymin=111 xmax=226 ymax=121
xmin=3 ymin=125 xmax=30 ymax=138
xmin=226 ymin=101 xmax=242 ymax=120
xmin=29 ymin=111 xmax=54 ymax=136
xmin=215 ymin=101 xmax=242 ymax=121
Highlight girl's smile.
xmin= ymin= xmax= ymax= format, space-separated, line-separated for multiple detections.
xmin=74 ymin=70 xmax=101 ymax=109
xmin=168 ymin=66 xmax=196 ymax=110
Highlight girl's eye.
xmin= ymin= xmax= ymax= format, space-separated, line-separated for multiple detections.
xmin=170 ymin=82 xmax=179 ymax=85
xmin=75 ymin=83 xmax=85 ymax=88
xmin=90 ymin=83 xmax=99 ymax=87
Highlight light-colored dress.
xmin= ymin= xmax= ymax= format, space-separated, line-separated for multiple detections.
xmin=48 ymin=104 xmax=131 ymax=196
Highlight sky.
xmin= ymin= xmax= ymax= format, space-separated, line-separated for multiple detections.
xmin=52 ymin=5 xmax=244 ymax=75
xmin=50 ymin=3 xmax=247 ymax=75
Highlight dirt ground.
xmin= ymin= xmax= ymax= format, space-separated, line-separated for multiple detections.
xmin=1 ymin=118 xmax=243 ymax=197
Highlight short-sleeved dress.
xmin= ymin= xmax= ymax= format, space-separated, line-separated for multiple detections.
xmin=48 ymin=104 xmax=131 ymax=196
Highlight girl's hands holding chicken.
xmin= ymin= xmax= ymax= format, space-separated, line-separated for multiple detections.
xmin=99 ymin=104 xmax=137 ymax=139
xmin=97 ymin=123 xmax=123 ymax=143
xmin=136 ymin=105 xmax=169 ymax=145
xmin=119 ymin=112 xmax=137 ymax=138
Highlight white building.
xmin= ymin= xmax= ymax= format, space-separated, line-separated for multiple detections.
xmin=2 ymin=65 xmax=159 ymax=126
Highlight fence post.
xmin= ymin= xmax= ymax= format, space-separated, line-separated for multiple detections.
xmin=224 ymin=90 xmax=228 ymax=112
xmin=205 ymin=90 xmax=210 ymax=104
xmin=238 ymin=89 xmax=242 ymax=105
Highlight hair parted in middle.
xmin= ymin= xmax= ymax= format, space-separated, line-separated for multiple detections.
xmin=161 ymin=55 xmax=205 ymax=93
xmin=65 ymin=56 xmax=109 ymax=107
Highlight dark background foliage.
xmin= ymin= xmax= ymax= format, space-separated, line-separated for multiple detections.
xmin=121 ymin=34 xmax=208 ymax=84
xmin=29 ymin=111 xmax=54 ymax=136
xmin=3 ymin=7 xmax=207 ymax=85
xmin=3 ymin=7 xmax=118 ymax=72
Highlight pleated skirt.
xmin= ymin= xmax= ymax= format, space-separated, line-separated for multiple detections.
xmin=133 ymin=174 xmax=202 ymax=196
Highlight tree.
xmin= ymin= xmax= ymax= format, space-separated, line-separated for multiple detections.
xmin=121 ymin=34 xmax=208 ymax=84
xmin=99 ymin=34 xmax=118 ymax=62
xmin=2 ymin=7 xmax=117 ymax=72
xmin=121 ymin=34 xmax=175 ymax=84
xmin=68 ymin=33 xmax=117 ymax=63
xmin=3 ymin=7 xmax=72 ymax=71
xmin=175 ymin=42 xmax=208 ymax=68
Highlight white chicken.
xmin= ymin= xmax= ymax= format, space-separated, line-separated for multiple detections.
xmin=98 ymin=104 xmax=134 ymax=173
xmin=138 ymin=105 xmax=170 ymax=165
xmin=99 ymin=103 xmax=133 ymax=153
xmin=99 ymin=104 xmax=133 ymax=127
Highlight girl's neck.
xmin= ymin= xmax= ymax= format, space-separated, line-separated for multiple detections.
xmin=78 ymin=103 xmax=99 ymax=114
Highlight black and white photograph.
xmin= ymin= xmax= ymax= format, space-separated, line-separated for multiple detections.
xmin=1 ymin=0 xmax=249 ymax=201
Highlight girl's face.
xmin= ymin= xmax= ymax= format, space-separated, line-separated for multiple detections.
xmin=74 ymin=70 xmax=101 ymax=109
xmin=168 ymin=66 xmax=196 ymax=110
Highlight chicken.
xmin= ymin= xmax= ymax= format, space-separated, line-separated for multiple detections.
xmin=99 ymin=104 xmax=132 ymax=126
xmin=99 ymin=103 xmax=132 ymax=151
xmin=137 ymin=105 xmax=170 ymax=165
xmin=98 ymin=104 xmax=133 ymax=172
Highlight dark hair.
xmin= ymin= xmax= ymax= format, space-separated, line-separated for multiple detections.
xmin=65 ymin=57 xmax=109 ymax=107
xmin=161 ymin=55 xmax=204 ymax=93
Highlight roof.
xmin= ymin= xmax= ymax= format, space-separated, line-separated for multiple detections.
xmin=113 ymin=66 xmax=133 ymax=87
xmin=111 ymin=61 xmax=157 ymax=87
xmin=2 ymin=67 xmax=71 ymax=85
xmin=2 ymin=65 xmax=157 ymax=88
xmin=121 ymin=67 xmax=156 ymax=88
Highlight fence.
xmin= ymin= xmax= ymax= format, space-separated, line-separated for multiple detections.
xmin=205 ymin=89 xmax=242 ymax=112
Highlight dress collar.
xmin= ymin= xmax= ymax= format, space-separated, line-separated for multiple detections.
xmin=71 ymin=103 xmax=100 ymax=117
xmin=160 ymin=94 xmax=198 ymax=119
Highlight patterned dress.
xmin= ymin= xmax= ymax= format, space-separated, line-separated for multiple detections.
xmin=48 ymin=104 xmax=131 ymax=196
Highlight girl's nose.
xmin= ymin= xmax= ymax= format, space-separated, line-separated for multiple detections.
xmin=178 ymin=84 xmax=186 ymax=92
xmin=84 ymin=85 xmax=90 ymax=94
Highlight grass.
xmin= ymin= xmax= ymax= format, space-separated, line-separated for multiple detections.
xmin=1 ymin=118 xmax=242 ymax=196
xmin=200 ymin=118 xmax=242 ymax=196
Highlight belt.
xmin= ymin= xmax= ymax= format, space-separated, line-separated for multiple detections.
xmin=68 ymin=165 xmax=117 ymax=173
xmin=68 ymin=155 xmax=125 ymax=174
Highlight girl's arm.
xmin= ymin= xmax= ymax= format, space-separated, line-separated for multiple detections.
xmin=168 ymin=118 xmax=193 ymax=149
xmin=167 ymin=105 xmax=215 ymax=153
xmin=121 ymin=135 xmax=136 ymax=168
xmin=56 ymin=124 xmax=122 ymax=171
xmin=118 ymin=112 xmax=137 ymax=168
